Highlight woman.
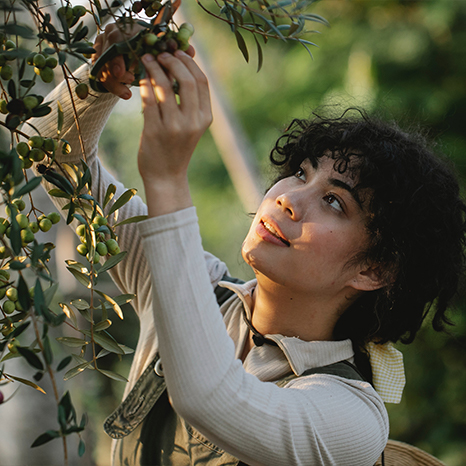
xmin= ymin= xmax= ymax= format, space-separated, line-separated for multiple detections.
xmin=34 ymin=24 xmax=465 ymax=466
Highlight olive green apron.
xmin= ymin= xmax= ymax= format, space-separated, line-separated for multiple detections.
xmin=104 ymin=354 xmax=364 ymax=466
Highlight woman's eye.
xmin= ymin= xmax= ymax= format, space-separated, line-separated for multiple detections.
xmin=323 ymin=194 xmax=343 ymax=212
xmin=294 ymin=167 xmax=306 ymax=181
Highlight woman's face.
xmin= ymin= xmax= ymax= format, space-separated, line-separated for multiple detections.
xmin=242 ymin=156 xmax=373 ymax=298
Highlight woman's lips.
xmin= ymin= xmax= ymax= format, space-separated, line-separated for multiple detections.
xmin=256 ymin=220 xmax=290 ymax=247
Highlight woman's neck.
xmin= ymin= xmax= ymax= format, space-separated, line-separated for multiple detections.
xmin=249 ymin=272 xmax=354 ymax=343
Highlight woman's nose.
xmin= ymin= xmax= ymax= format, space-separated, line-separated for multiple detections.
xmin=276 ymin=191 xmax=302 ymax=221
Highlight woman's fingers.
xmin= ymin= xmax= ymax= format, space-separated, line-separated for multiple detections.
xmin=155 ymin=53 xmax=200 ymax=115
xmin=92 ymin=34 xmax=104 ymax=63
xmin=172 ymin=50 xmax=211 ymax=118
xmin=92 ymin=23 xmax=146 ymax=98
xmin=142 ymin=54 xmax=180 ymax=117
xmin=140 ymin=73 xmax=161 ymax=122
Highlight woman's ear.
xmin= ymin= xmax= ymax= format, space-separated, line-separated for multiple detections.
xmin=349 ymin=263 xmax=390 ymax=292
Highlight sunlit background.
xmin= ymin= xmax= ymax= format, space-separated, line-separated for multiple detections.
xmin=1 ymin=0 xmax=466 ymax=464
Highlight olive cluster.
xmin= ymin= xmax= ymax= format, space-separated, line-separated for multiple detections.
xmin=141 ymin=23 xmax=195 ymax=56
xmin=15 ymin=136 xmax=57 ymax=168
xmin=131 ymin=0 xmax=163 ymax=17
xmin=0 ymin=34 xmax=16 ymax=81
xmin=0 ymin=93 xmax=49 ymax=130
xmin=75 ymin=215 xmax=121 ymax=264
xmin=26 ymin=50 xmax=58 ymax=84
xmin=0 ymin=205 xmax=52 ymax=318
xmin=0 ymin=269 xmax=33 ymax=315
xmin=0 ymin=203 xmax=61 ymax=255
xmin=57 ymin=5 xmax=88 ymax=28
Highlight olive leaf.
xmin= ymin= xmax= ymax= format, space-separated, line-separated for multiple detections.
xmin=97 ymin=251 xmax=127 ymax=275
xmin=17 ymin=275 xmax=32 ymax=312
xmin=7 ymin=374 xmax=46 ymax=394
xmin=78 ymin=439 xmax=86 ymax=457
xmin=31 ymin=430 xmax=61 ymax=448
xmin=59 ymin=303 xmax=78 ymax=327
xmin=48 ymin=188 xmax=71 ymax=198
xmin=95 ymin=289 xmax=124 ymax=319
xmin=81 ymin=329 xmax=124 ymax=354
xmin=107 ymin=188 xmax=137 ymax=215
xmin=63 ymin=361 xmax=94 ymax=381
xmin=103 ymin=184 xmax=116 ymax=207
xmin=14 ymin=176 xmax=42 ymax=197
xmin=43 ymin=335 xmax=53 ymax=365
xmin=96 ymin=368 xmax=128 ymax=382
xmin=17 ymin=347 xmax=44 ymax=371
xmin=234 ymin=30 xmax=249 ymax=62
xmin=57 ymin=337 xmax=89 ymax=348
xmin=66 ymin=267 xmax=92 ymax=288
xmin=114 ymin=215 xmax=148 ymax=227
xmin=71 ymin=299 xmax=90 ymax=310
xmin=57 ymin=355 xmax=72 ymax=371
xmin=57 ymin=101 xmax=64 ymax=135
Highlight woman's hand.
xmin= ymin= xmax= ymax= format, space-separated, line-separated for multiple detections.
xmin=92 ymin=23 xmax=144 ymax=99
xmin=138 ymin=51 xmax=212 ymax=217
xmin=92 ymin=21 xmax=196 ymax=100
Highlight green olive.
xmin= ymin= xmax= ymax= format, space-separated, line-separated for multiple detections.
xmin=73 ymin=5 xmax=87 ymax=17
xmin=16 ymin=213 xmax=29 ymax=229
xmin=75 ymin=83 xmax=89 ymax=100
xmin=76 ymin=224 xmax=86 ymax=236
xmin=43 ymin=138 xmax=57 ymax=152
xmin=4 ymin=40 xmax=15 ymax=50
xmin=1 ymin=64 xmax=13 ymax=80
xmin=0 ymin=246 xmax=7 ymax=258
xmin=3 ymin=300 xmax=16 ymax=315
xmin=26 ymin=52 xmax=35 ymax=66
xmin=105 ymin=238 xmax=120 ymax=255
xmin=33 ymin=53 xmax=46 ymax=69
xmin=96 ymin=242 xmax=108 ymax=256
xmin=87 ymin=251 xmax=100 ymax=264
xmin=16 ymin=142 xmax=30 ymax=157
xmin=76 ymin=243 xmax=88 ymax=256
xmin=29 ymin=221 xmax=39 ymax=233
xmin=12 ymin=199 xmax=26 ymax=212
xmin=23 ymin=96 xmax=39 ymax=110
xmin=47 ymin=212 xmax=61 ymax=224
xmin=94 ymin=215 xmax=108 ymax=226
xmin=45 ymin=56 xmax=58 ymax=69
xmin=29 ymin=148 xmax=46 ymax=162
xmin=40 ymin=67 xmax=54 ymax=83
xmin=6 ymin=287 xmax=18 ymax=301
xmin=21 ymin=228 xmax=34 ymax=244
xmin=28 ymin=135 xmax=44 ymax=148
xmin=39 ymin=218 xmax=52 ymax=232
xmin=144 ymin=33 xmax=158 ymax=46
xmin=0 ymin=99 xmax=8 ymax=114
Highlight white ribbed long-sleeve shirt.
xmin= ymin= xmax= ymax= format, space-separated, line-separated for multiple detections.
xmin=32 ymin=64 xmax=389 ymax=466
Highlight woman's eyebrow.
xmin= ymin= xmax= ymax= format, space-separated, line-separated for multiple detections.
xmin=329 ymin=178 xmax=363 ymax=209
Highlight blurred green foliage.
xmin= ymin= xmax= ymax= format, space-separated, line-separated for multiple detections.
xmin=98 ymin=0 xmax=466 ymax=464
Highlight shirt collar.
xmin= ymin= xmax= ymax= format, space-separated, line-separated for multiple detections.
xmin=217 ymin=279 xmax=355 ymax=376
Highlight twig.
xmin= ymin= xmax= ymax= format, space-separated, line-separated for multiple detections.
xmin=61 ymin=68 xmax=88 ymax=163
xmin=28 ymin=299 xmax=69 ymax=466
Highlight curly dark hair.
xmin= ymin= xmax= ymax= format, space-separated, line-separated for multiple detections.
xmin=269 ymin=109 xmax=466 ymax=373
